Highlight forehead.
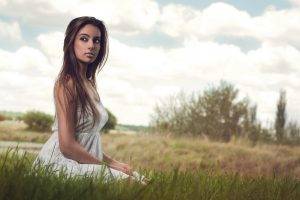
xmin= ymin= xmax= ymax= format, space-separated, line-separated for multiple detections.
xmin=77 ymin=24 xmax=101 ymax=37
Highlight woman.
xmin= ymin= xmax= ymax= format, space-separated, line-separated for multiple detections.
xmin=32 ymin=16 xmax=148 ymax=185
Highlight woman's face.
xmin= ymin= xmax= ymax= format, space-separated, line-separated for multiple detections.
xmin=74 ymin=24 xmax=101 ymax=65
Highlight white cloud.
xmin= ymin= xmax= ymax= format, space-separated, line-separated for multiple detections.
xmin=159 ymin=4 xmax=199 ymax=38
xmin=251 ymin=8 xmax=300 ymax=47
xmin=0 ymin=46 xmax=53 ymax=76
xmin=159 ymin=2 xmax=300 ymax=49
xmin=200 ymin=3 xmax=254 ymax=37
xmin=0 ymin=0 xmax=70 ymax=27
xmin=248 ymin=43 xmax=300 ymax=74
xmin=36 ymin=31 xmax=64 ymax=67
xmin=0 ymin=0 xmax=160 ymax=36
xmin=99 ymin=77 xmax=153 ymax=125
xmin=289 ymin=0 xmax=300 ymax=6
xmin=0 ymin=0 xmax=8 ymax=7
xmin=0 ymin=19 xmax=22 ymax=40
xmin=159 ymin=3 xmax=254 ymax=40
xmin=69 ymin=0 xmax=160 ymax=35
xmin=0 ymin=46 xmax=55 ymax=114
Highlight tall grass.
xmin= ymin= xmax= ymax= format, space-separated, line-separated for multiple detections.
xmin=0 ymin=147 xmax=299 ymax=200
xmin=102 ymin=133 xmax=300 ymax=179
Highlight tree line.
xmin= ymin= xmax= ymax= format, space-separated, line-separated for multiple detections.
xmin=149 ymin=81 xmax=300 ymax=146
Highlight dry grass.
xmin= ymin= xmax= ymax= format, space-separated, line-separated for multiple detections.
xmin=101 ymin=133 xmax=300 ymax=180
xmin=0 ymin=120 xmax=51 ymax=143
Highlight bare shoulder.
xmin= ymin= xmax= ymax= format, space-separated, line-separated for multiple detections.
xmin=54 ymin=75 xmax=77 ymax=101
xmin=63 ymin=74 xmax=75 ymax=88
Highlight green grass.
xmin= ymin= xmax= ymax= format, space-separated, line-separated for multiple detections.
xmin=0 ymin=147 xmax=299 ymax=200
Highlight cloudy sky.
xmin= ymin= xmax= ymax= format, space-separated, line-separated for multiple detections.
xmin=0 ymin=0 xmax=300 ymax=126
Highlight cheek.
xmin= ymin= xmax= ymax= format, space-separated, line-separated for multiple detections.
xmin=74 ymin=41 xmax=83 ymax=55
xmin=96 ymin=45 xmax=101 ymax=53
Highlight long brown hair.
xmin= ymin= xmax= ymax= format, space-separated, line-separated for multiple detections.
xmin=54 ymin=16 xmax=109 ymax=133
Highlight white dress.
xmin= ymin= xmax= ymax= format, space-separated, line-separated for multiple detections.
xmin=32 ymin=99 xmax=131 ymax=182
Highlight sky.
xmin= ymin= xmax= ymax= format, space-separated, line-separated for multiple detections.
xmin=0 ymin=0 xmax=300 ymax=126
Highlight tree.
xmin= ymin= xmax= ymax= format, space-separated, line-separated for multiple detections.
xmin=275 ymin=89 xmax=286 ymax=143
xmin=102 ymin=108 xmax=117 ymax=133
xmin=150 ymin=81 xmax=254 ymax=142
xmin=199 ymin=81 xmax=249 ymax=142
xmin=247 ymin=104 xmax=260 ymax=146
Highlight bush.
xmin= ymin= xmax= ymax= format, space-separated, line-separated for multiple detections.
xmin=22 ymin=110 xmax=54 ymax=132
xmin=102 ymin=108 xmax=117 ymax=133
xmin=0 ymin=114 xmax=6 ymax=121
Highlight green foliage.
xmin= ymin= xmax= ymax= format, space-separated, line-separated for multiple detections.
xmin=0 ymin=148 xmax=299 ymax=200
xmin=275 ymin=89 xmax=287 ymax=143
xmin=150 ymin=81 xmax=260 ymax=142
xmin=102 ymin=108 xmax=117 ymax=133
xmin=246 ymin=104 xmax=260 ymax=146
xmin=197 ymin=81 xmax=249 ymax=141
xmin=22 ymin=110 xmax=54 ymax=132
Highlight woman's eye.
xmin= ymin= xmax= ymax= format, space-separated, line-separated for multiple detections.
xmin=80 ymin=37 xmax=88 ymax=41
xmin=94 ymin=39 xmax=100 ymax=44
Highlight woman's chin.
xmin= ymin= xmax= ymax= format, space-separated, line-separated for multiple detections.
xmin=79 ymin=58 xmax=96 ymax=65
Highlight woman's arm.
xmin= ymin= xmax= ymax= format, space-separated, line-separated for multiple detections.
xmin=102 ymin=152 xmax=119 ymax=165
xmin=61 ymin=140 xmax=105 ymax=165
xmin=103 ymin=151 xmax=133 ymax=175
xmin=54 ymin=78 xmax=106 ymax=165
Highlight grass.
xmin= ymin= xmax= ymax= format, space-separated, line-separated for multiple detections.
xmin=0 ymin=120 xmax=300 ymax=179
xmin=0 ymin=120 xmax=50 ymax=143
xmin=0 ymin=147 xmax=299 ymax=200
xmin=0 ymin=120 xmax=300 ymax=199
xmin=101 ymin=133 xmax=300 ymax=180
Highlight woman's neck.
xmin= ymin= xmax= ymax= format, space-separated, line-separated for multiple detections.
xmin=78 ymin=61 xmax=89 ymax=81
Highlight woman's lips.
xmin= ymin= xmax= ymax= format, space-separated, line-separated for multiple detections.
xmin=85 ymin=52 xmax=95 ymax=57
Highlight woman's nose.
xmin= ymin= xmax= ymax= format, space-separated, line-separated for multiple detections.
xmin=88 ymin=39 xmax=95 ymax=49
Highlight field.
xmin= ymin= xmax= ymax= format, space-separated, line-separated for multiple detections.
xmin=0 ymin=120 xmax=299 ymax=199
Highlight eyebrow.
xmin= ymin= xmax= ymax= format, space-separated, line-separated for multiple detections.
xmin=79 ymin=33 xmax=101 ymax=39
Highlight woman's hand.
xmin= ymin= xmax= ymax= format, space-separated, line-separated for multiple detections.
xmin=118 ymin=162 xmax=133 ymax=176
xmin=107 ymin=160 xmax=133 ymax=176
